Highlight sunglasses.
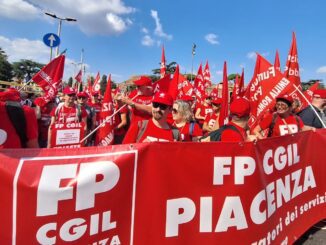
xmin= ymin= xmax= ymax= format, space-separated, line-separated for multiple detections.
xmin=67 ymin=94 xmax=76 ymax=97
xmin=152 ymin=102 xmax=168 ymax=110
xmin=172 ymin=108 xmax=178 ymax=114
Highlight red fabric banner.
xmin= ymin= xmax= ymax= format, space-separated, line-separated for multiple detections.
xmin=95 ymin=74 xmax=115 ymax=146
xmin=219 ymin=61 xmax=229 ymax=127
xmin=75 ymin=69 xmax=82 ymax=84
xmin=92 ymin=72 xmax=101 ymax=94
xmin=194 ymin=63 xmax=206 ymax=102
xmin=203 ymin=61 xmax=212 ymax=88
xmin=160 ymin=45 xmax=166 ymax=78
xmin=0 ymin=130 xmax=325 ymax=244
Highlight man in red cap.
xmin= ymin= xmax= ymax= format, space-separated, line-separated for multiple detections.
xmin=0 ymin=88 xmax=39 ymax=148
xmin=48 ymin=87 xmax=87 ymax=148
xmin=199 ymin=97 xmax=256 ymax=142
xmin=123 ymin=92 xmax=180 ymax=143
xmin=118 ymin=76 xmax=153 ymax=124
xmin=298 ymin=89 xmax=326 ymax=128
xmin=253 ymin=94 xmax=307 ymax=138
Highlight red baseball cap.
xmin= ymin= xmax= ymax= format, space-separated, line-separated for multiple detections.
xmin=134 ymin=76 xmax=152 ymax=86
xmin=77 ymin=92 xmax=88 ymax=98
xmin=63 ymin=86 xmax=76 ymax=95
xmin=180 ymin=95 xmax=194 ymax=102
xmin=212 ymin=98 xmax=223 ymax=105
xmin=230 ymin=97 xmax=250 ymax=118
xmin=91 ymin=91 xmax=99 ymax=96
xmin=152 ymin=92 xmax=173 ymax=106
xmin=276 ymin=94 xmax=293 ymax=106
xmin=313 ymin=89 xmax=326 ymax=99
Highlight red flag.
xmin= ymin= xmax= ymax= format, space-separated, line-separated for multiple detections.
xmin=284 ymin=32 xmax=300 ymax=87
xmin=168 ymin=64 xmax=180 ymax=100
xmin=239 ymin=68 xmax=245 ymax=96
xmin=160 ymin=45 xmax=166 ymax=78
xmin=32 ymin=54 xmax=65 ymax=103
xmin=92 ymin=72 xmax=101 ymax=93
xmin=246 ymin=54 xmax=294 ymax=129
xmin=95 ymin=74 xmax=115 ymax=146
xmin=300 ymin=81 xmax=320 ymax=109
xmin=274 ymin=50 xmax=281 ymax=72
xmin=203 ymin=61 xmax=212 ymax=88
xmin=179 ymin=74 xmax=194 ymax=96
xmin=219 ymin=61 xmax=229 ymax=127
xmin=84 ymin=76 xmax=92 ymax=96
xmin=75 ymin=69 xmax=82 ymax=84
xmin=210 ymin=86 xmax=219 ymax=98
xmin=231 ymin=74 xmax=240 ymax=102
xmin=153 ymin=74 xmax=171 ymax=94
xmin=193 ymin=63 xmax=206 ymax=101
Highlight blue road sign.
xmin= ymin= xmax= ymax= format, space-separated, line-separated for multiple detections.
xmin=43 ymin=33 xmax=60 ymax=48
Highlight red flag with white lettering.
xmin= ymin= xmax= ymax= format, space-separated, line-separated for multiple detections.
xmin=153 ymin=74 xmax=171 ymax=94
xmin=246 ymin=54 xmax=294 ymax=129
xmin=203 ymin=61 xmax=212 ymax=88
xmin=284 ymin=32 xmax=300 ymax=87
xmin=92 ymin=72 xmax=101 ymax=94
xmin=32 ymin=54 xmax=65 ymax=103
xmin=219 ymin=61 xmax=229 ymax=127
xmin=95 ymin=74 xmax=115 ymax=146
xmin=300 ymin=81 xmax=320 ymax=110
xmin=179 ymin=74 xmax=194 ymax=96
xmin=168 ymin=64 xmax=180 ymax=100
xmin=160 ymin=45 xmax=166 ymax=78
xmin=194 ymin=63 xmax=206 ymax=102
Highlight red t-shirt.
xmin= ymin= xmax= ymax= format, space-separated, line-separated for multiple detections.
xmin=123 ymin=119 xmax=174 ymax=143
xmin=38 ymin=102 xmax=56 ymax=141
xmin=174 ymin=122 xmax=202 ymax=141
xmin=114 ymin=104 xmax=129 ymax=136
xmin=196 ymin=103 xmax=213 ymax=124
xmin=129 ymin=92 xmax=153 ymax=123
xmin=259 ymin=113 xmax=304 ymax=137
xmin=204 ymin=113 xmax=219 ymax=129
xmin=220 ymin=122 xmax=246 ymax=142
xmin=50 ymin=104 xmax=87 ymax=125
xmin=0 ymin=102 xmax=38 ymax=148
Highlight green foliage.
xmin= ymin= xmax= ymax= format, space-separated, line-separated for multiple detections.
xmin=100 ymin=74 xmax=107 ymax=95
xmin=12 ymin=59 xmax=44 ymax=81
xmin=152 ymin=61 xmax=177 ymax=75
xmin=227 ymin=73 xmax=240 ymax=81
xmin=0 ymin=48 xmax=13 ymax=81
xmin=67 ymin=77 xmax=73 ymax=87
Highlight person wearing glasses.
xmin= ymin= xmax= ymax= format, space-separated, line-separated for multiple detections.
xmin=298 ymin=89 xmax=326 ymax=128
xmin=123 ymin=92 xmax=180 ymax=143
xmin=253 ymin=95 xmax=307 ymax=139
xmin=194 ymin=95 xmax=213 ymax=128
xmin=47 ymin=87 xmax=87 ymax=148
xmin=171 ymin=100 xmax=202 ymax=141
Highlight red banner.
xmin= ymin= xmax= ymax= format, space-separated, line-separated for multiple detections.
xmin=0 ymin=130 xmax=325 ymax=244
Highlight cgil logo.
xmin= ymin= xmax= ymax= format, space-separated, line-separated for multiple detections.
xmin=37 ymin=161 xmax=120 ymax=216
xmin=35 ymin=161 xmax=121 ymax=244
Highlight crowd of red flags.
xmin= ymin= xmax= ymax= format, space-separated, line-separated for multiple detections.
xmin=30 ymin=32 xmax=321 ymax=142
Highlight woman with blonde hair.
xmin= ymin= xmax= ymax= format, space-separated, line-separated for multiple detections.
xmin=172 ymin=100 xmax=202 ymax=141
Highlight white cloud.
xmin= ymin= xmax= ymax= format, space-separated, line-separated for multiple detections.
xmin=0 ymin=0 xmax=136 ymax=35
xmin=205 ymin=33 xmax=219 ymax=45
xmin=316 ymin=66 xmax=326 ymax=74
xmin=247 ymin=51 xmax=269 ymax=60
xmin=141 ymin=27 xmax=149 ymax=34
xmin=150 ymin=10 xmax=172 ymax=40
xmin=0 ymin=0 xmax=41 ymax=20
xmin=141 ymin=35 xmax=154 ymax=46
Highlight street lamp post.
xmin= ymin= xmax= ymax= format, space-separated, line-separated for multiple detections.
xmin=45 ymin=12 xmax=77 ymax=56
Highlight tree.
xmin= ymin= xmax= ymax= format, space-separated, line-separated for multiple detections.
xmin=12 ymin=59 xmax=44 ymax=82
xmin=100 ymin=74 xmax=107 ymax=95
xmin=152 ymin=61 xmax=177 ymax=75
xmin=0 ymin=48 xmax=13 ymax=81
xmin=67 ymin=77 xmax=73 ymax=87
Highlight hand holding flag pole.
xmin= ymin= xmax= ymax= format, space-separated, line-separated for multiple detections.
xmin=292 ymin=84 xmax=326 ymax=128
xmin=80 ymin=94 xmax=139 ymax=144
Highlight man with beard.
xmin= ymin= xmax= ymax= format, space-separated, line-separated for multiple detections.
xmin=298 ymin=89 xmax=326 ymax=128
xmin=122 ymin=92 xmax=180 ymax=143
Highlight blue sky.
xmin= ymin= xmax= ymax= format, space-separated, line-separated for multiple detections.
xmin=0 ymin=0 xmax=325 ymax=85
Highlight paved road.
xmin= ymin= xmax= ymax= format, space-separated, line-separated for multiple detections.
xmin=294 ymin=220 xmax=326 ymax=245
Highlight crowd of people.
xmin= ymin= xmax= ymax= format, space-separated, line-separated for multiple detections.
xmin=0 ymin=76 xmax=325 ymax=149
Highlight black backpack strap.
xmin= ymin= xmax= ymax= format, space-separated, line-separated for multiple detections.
xmin=267 ymin=113 xmax=278 ymax=137
xmin=189 ymin=122 xmax=195 ymax=138
xmin=5 ymin=101 xmax=27 ymax=148
xmin=294 ymin=115 xmax=301 ymax=132
xmin=171 ymin=126 xmax=181 ymax=141
xmin=136 ymin=120 xmax=149 ymax=143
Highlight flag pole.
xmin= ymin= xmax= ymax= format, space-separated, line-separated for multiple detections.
xmin=292 ymin=84 xmax=326 ymax=128
xmin=79 ymin=94 xmax=139 ymax=144
xmin=191 ymin=43 xmax=196 ymax=83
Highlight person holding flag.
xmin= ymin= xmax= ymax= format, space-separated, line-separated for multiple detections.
xmin=202 ymin=98 xmax=222 ymax=134
xmin=298 ymin=89 xmax=326 ymax=128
